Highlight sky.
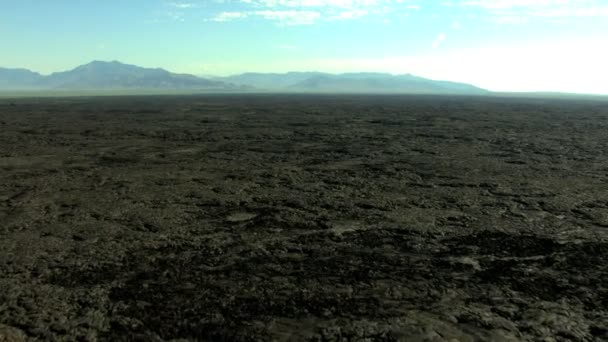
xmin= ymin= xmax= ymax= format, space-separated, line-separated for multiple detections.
xmin=1 ymin=0 xmax=607 ymax=94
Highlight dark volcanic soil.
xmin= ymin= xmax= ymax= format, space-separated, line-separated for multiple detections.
xmin=0 ymin=95 xmax=607 ymax=341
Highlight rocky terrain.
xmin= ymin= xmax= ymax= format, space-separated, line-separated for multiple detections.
xmin=0 ymin=94 xmax=607 ymax=341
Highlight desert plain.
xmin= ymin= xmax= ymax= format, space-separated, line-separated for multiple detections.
xmin=0 ymin=94 xmax=607 ymax=341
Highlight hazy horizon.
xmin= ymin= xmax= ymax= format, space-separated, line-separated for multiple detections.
xmin=2 ymin=0 xmax=607 ymax=94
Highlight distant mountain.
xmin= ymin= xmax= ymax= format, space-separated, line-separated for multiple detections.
xmin=0 ymin=68 xmax=44 ymax=89
xmin=217 ymin=72 xmax=488 ymax=94
xmin=0 ymin=61 xmax=240 ymax=91
xmin=43 ymin=61 xmax=234 ymax=89
xmin=1 ymin=61 xmax=487 ymax=94
xmin=217 ymin=72 xmax=327 ymax=90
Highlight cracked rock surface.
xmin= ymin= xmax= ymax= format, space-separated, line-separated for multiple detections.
xmin=0 ymin=95 xmax=607 ymax=341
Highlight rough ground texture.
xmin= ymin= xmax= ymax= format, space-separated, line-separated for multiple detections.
xmin=0 ymin=95 xmax=607 ymax=341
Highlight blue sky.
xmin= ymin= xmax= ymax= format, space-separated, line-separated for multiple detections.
xmin=1 ymin=0 xmax=607 ymax=93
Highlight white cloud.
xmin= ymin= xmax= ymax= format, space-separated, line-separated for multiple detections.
xmin=431 ymin=33 xmax=446 ymax=48
xmin=461 ymin=0 xmax=576 ymax=10
xmin=212 ymin=11 xmax=249 ymax=22
xmin=162 ymin=1 xmax=199 ymax=22
xmin=210 ymin=8 xmax=320 ymax=25
xmin=456 ymin=0 xmax=608 ymax=24
xmin=243 ymin=0 xmax=386 ymax=8
xmin=330 ymin=9 xmax=369 ymax=20
xmin=167 ymin=11 xmax=186 ymax=21
xmin=254 ymin=10 xmax=321 ymax=25
xmin=169 ymin=1 xmax=196 ymax=9
xmin=206 ymin=0 xmax=422 ymax=25
xmin=536 ymin=5 xmax=608 ymax=17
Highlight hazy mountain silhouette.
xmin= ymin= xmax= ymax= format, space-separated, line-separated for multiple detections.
xmin=220 ymin=72 xmax=488 ymax=94
xmin=1 ymin=61 xmax=487 ymax=94
xmin=217 ymin=72 xmax=327 ymax=90
xmin=44 ymin=61 xmax=236 ymax=89
xmin=0 ymin=68 xmax=44 ymax=88
xmin=0 ymin=61 xmax=238 ymax=90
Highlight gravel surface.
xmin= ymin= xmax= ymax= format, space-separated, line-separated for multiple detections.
xmin=0 ymin=94 xmax=607 ymax=341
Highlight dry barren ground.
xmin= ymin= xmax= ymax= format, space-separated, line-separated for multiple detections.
xmin=0 ymin=95 xmax=607 ymax=341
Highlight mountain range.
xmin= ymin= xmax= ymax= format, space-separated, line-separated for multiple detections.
xmin=215 ymin=72 xmax=488 ymax=94
xmin=0 ymin=61 xmax=488 ymax=94
xmin=0 ymin=61 xmax=233 ymax=91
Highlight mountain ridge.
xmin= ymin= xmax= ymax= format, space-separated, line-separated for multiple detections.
xmin=0 ymin=61 xmax=238 ymax=91
xmin=0 ymin=61 xmax=488 ymax=94
xmin=215 ymin=71 xmax=488 ymax=94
